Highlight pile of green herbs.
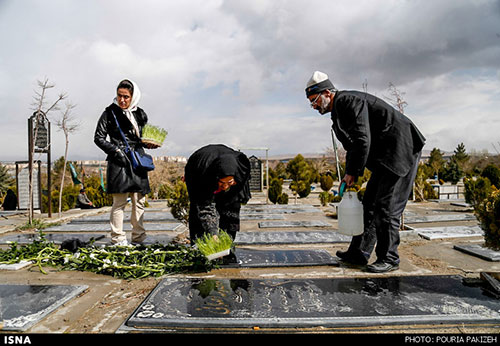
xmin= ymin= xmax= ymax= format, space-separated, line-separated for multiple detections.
xmin=141 ymin=124 xmax=168 ymax=146
xmin=0 ymin=232 xmax=213 ymax=279
xmin=194 ymin=230 xmax=233 ymax=257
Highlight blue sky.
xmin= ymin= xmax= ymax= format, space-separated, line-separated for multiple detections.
xmin=0 ymin=0 xmax=499 ymax=162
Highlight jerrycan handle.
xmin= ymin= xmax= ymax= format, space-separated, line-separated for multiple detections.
xmin=339 ymin=181 xmax=346 ymax=197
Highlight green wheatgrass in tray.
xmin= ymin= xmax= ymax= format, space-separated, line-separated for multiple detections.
xmin=194 ymin=230 xmax=233 ymax=258
xmin=141 ymin=124 xmax=168 ymax=146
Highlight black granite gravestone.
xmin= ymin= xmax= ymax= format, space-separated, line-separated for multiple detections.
xmin=235 ymin=231 xmax=350 ymax=244
xmin=417 ymin=226 xmax=484 ymax=240
xmin=122 ymin=275 xmax=500 ymax=331
xmin=404 ymin=213 xmax=476 ymax=223
xmin=258 ymin=221 xmax=332 ymax=228
xmin=454 ymin=244 xmax=500 ymax=262
xmin=234 ymin=248 xmax=338 ymax=267
xmin=0 ymin=233 xmax=176 ymax=246
xmin=240 ymin=214 xmax=285 ymax=220
xmin=70 ymin=212 xmax=176 ymax=223
xmin=0 ymin=233 xmax=108 ymax=245
xmin=43 ymin=222 xmax=182 ymax=232
xmin=0 ymin=284 xmax=88 ymax=331
xmin=241 ymin=207 xmax=320 ymax=214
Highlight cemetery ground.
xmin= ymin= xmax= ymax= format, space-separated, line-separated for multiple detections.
xmin=0 ymin=186 xmax=499 ymax=334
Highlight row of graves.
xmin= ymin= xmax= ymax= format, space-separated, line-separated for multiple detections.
xmin=1 ymin=192 xmax=500 ymax=332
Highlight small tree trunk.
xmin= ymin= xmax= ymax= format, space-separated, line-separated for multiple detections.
xmin=58 ymin=134 xmax=69 ymax=217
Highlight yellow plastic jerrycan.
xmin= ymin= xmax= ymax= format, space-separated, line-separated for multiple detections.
xmin=337 ymin=182 xmax=364 ymax=236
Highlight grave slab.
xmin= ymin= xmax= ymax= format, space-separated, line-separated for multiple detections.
xmin=43 ymin=222 xmax=182 ymax=232
xmin=122 ymin=275 xmax=500 ymax=331
xmin=234 ymin=248 xmax=338 ymax=267
xmin=0 ymin=261 xmax=32 ymax=271
xmin=69 ymin=212 xmax=176 ymax=223
xmin=480 ymin=273 xmax=500 ymax=296
xmin=404 ymin=213 xmax=476 ymax=223
xmin=235 ymin=231 xmax=350 ymax=245
xmin=243 ymin=204 xmax=316 ymax=209
xmin=240 ymin=214 xmax=285 ymax=220
xmin=258 ymin=220 xmax=332 ymax=228
xmin=241 ymin=209 xmax=320 ymax=215
xmin=454 ymin=244 xmax=500 ymax=262
xmin=417 ymin=225 xmax=483 ymax=240
xmin=0 ymin=233 xmax=108 ymax=245
xmin=0 ymin=233 xmax=175 ymax=246
xmin=0 ymin=284 xmax=88 ymax=331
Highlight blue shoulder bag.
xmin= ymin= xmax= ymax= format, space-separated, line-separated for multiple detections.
xmin=111 ymin=110 xmax=155 ymax=172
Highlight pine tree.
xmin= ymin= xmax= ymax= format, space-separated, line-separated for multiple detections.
xmin=286 ymin=154 xmax=313 ymax=199
xmin=427 ymin=148 xmax=445 ymax=179
xmin=453 ymin=142 xmax=469 ymax=171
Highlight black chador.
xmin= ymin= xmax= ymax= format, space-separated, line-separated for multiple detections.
xmin=184 ymin=144 xmax=251 ymax=241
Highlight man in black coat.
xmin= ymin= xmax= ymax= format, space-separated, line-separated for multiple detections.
xmin=306 ymin=71 xmax=426 ymax=273
xmin=184 ymin=144 xmax=251 ymax=242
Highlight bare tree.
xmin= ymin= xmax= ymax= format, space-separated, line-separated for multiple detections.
xmin=55 ymin=102 xmax=79 ymax=217
xmin=385 ymin=82 xmax=409 ymax=229
xmin=385 ymin=82 xmax=408 ymax=114
xmin=28 ymin=79 xmax=66 ymax=223
xmin=362 ymin=78 xmax=368 ymax=93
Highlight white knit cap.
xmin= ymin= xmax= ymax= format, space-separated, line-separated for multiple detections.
xmin=305 ymin=71 xmax=335 ymax=97
xmin=306 ymin=71 xmax=329 ymax=88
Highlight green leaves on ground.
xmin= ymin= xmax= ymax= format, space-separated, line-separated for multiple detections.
xmin=0 ymin=232 xmax=213 ymax=279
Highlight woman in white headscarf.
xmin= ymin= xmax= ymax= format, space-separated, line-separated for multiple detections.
xmin=94 ymin=79 xmax=151 ymax=246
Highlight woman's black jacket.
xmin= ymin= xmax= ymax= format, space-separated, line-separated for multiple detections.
xmin=94 ymin=103 xmax=151 ymax=195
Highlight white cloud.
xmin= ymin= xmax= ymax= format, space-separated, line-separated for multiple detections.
xmin=0 ymin=0 xmax=499 ymax=162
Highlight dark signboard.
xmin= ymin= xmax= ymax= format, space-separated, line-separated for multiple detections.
xmin=248 ymin=155 xmax=262 ymax=191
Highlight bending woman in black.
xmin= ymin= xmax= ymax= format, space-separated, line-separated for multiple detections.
xmin=184 ymin=144 xmax=251 ymax=242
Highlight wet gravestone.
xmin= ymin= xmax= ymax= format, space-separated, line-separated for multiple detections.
xmin=417 ymin=225 xmax=483 ymax=240
xmin=43 ymin=222 xmax=182 ymax=232
xmin=0 ymin=233 xmax=176 ymax=246
xmin=240 ymin=214 xmax=285 ymax=221
xmin=122 ymin=275 xmax=500 ymax=331
xmin=241 ymin=206 xmax=320 ymax=214
xmin=454 ymin=244 xmax=500 ymax=262
xmin=0 ymin=233 xmax=108 ymax=245
xmin=258 ymin=220 xmax=332 ymax=228
xmin=0 ymin=284 xmax=88 ymax=331
xmin=234 ymin=248 xmax=338 ymax=267
xmin=69 ymin=212 xmax=176 ymax=223
xmin=403 ymin=213 xmax=476 ymax=223
xmin=235 ymin=231 xmax=350 ymax=245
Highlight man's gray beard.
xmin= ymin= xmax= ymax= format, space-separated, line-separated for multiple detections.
xmin=317 ymin=95 xmax=330 ymax=114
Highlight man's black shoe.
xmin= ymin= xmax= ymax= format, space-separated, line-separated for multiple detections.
xmin=336 ymin=250 xmax=368 ymax=265
xmin=366 ymin=261 xmax=399 ymax=273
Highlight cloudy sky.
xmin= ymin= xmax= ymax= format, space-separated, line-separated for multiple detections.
xmin=0 ymin=0 xmax=499 ymax=162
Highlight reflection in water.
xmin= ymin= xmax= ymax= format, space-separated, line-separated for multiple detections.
xmin=189 ymin=279 xmax=252 ymax=316
xmin=131 ymin=276 xmax=500 ymax=325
